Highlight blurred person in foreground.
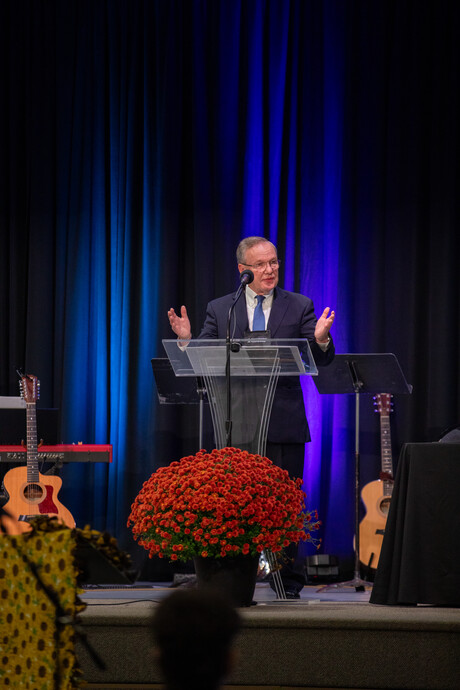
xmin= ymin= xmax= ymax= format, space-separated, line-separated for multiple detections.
xmin=152 ymin=588 xmax=241 ymax=690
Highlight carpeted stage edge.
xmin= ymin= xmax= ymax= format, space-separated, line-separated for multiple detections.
xmin=77 ymin=584 xmax=460 ymax=690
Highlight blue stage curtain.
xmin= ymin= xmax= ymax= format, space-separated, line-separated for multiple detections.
xmin=1 ymin=1 xmax=459 ymax=575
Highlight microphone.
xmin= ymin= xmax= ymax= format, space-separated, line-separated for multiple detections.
xmin=239 ymin=269 xmax=254 ymax=285
xmin=227 ymin=270 xmax=253 ymax=343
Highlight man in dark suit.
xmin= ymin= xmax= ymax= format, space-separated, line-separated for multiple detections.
xmin=168 ymin=236 xmax=335 ymax=596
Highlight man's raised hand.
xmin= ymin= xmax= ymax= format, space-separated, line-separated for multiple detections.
xmin=315 ymin=307 xmax=335 ymax=343
xmin=168 ymin=305 xmax=192 ymax=340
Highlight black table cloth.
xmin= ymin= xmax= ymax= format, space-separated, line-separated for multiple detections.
xmin=370 ymin=442 xmax=460 ymax=606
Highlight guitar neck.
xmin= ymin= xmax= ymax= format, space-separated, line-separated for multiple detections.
xmin=26 ymin=401 xmax=39 ymax=483
xmin=380 ymin=412 xmax=393 ymax=495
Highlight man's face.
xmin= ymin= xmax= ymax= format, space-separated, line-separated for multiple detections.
xmin=238 ymin=242 xmax=279 ymax=295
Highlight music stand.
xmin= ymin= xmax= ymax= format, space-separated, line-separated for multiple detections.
xmin=313 ymin=353 xmax=412 ymax=591
xmin=151 ymin=358 xmax=207 ymax=449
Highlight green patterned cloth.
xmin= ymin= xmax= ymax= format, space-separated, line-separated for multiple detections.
xmin=0 ymin=519 xmax=85 ymax=689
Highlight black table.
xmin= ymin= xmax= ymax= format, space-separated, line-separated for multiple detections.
xmin=370 ymin=442 xmax=460 ymax=607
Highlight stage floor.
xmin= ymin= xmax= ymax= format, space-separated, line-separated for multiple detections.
xmin=81 ymin=580 xmax=373 ymax=604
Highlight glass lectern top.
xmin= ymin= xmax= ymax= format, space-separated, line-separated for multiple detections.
xmin=162 ymin=339 xmax=318 ymax=377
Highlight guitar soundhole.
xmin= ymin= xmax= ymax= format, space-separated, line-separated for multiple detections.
xmin=379 ymin=497 xmax=391 ymax=517
xmin=23 ymin=483 xmax=44 ymax=502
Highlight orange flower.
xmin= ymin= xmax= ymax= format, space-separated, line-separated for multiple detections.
xmin=127 ymin=447 xmax=321 ymax=562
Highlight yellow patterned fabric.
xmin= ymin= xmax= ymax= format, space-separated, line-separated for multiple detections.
xmin=0 ymin=519 xmax=85 ymax=689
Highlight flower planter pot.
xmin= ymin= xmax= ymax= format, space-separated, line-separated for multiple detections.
xmin=193 ymin=554 xmax=260 ymax=607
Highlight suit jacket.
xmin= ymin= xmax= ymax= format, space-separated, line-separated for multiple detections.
xmin=198 ymin=286 xmax=335 ymax=443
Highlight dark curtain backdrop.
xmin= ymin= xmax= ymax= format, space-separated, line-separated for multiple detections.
xmin=1 ymin=0 xmax=459 ymax=578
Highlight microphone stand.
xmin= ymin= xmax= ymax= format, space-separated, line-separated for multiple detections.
xmin=225 ymin=270 xmax=253 ymax=446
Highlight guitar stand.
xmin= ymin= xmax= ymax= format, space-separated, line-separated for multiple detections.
xmin=42 ymin=458 xmax=64 ymax=475
xmin=313 ymin=354 xmax=412 ymax=593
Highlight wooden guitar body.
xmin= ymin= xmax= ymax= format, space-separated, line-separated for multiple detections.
xmin=358 ymin=393 xmax=394 ymax=571
xmin=2 ymin=465 xmax=75 ymax=534
xmin=0 ymin=373 xmax=75 ymax=535
xmin=359 ymin=479 xmax=391 ymax=570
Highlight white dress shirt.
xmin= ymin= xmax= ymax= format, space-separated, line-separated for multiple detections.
xmin=245 ymin=286 xmax=273 ymax=330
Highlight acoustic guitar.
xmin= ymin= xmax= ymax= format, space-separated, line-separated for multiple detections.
xmin=1 ymin=374 xmax=75 ymax=534
xmin=358 ymin=393 xmax=394 ymax=571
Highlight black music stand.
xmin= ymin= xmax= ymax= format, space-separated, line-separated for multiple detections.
xmin=313 ymin=353 xmax=412 ymax=591
xmin=151 ymin=358 xmax=207 ymax=449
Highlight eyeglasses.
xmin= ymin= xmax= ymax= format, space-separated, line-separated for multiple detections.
xmin=241 ymin=259 xmax=281 ymax=272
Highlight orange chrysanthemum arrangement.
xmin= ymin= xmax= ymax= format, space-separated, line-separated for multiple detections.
xmin=128 ymin=447 xmax=321 ymax=562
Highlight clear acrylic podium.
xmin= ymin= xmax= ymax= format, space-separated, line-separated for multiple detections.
xmin=162 ymin=338 xmax=317 ymax=456
xmin=162 ymin=338 xmax=318 ymax=600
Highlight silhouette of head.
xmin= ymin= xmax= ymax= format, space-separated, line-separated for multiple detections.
xmin=152 ymin=588 xmax=241 ymax=690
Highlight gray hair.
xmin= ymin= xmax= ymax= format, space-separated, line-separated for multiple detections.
xmin=236 ymin=236 xmax=277 ymax=264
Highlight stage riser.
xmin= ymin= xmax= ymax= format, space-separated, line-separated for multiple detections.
xmin=77 ymin=601 xmax=460 ymax=689
xmin=83 ymin=685 xmax=378 ymax=690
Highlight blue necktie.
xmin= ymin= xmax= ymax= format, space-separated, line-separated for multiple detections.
xmin=253 ymin=295 xmax=265 ymax=331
